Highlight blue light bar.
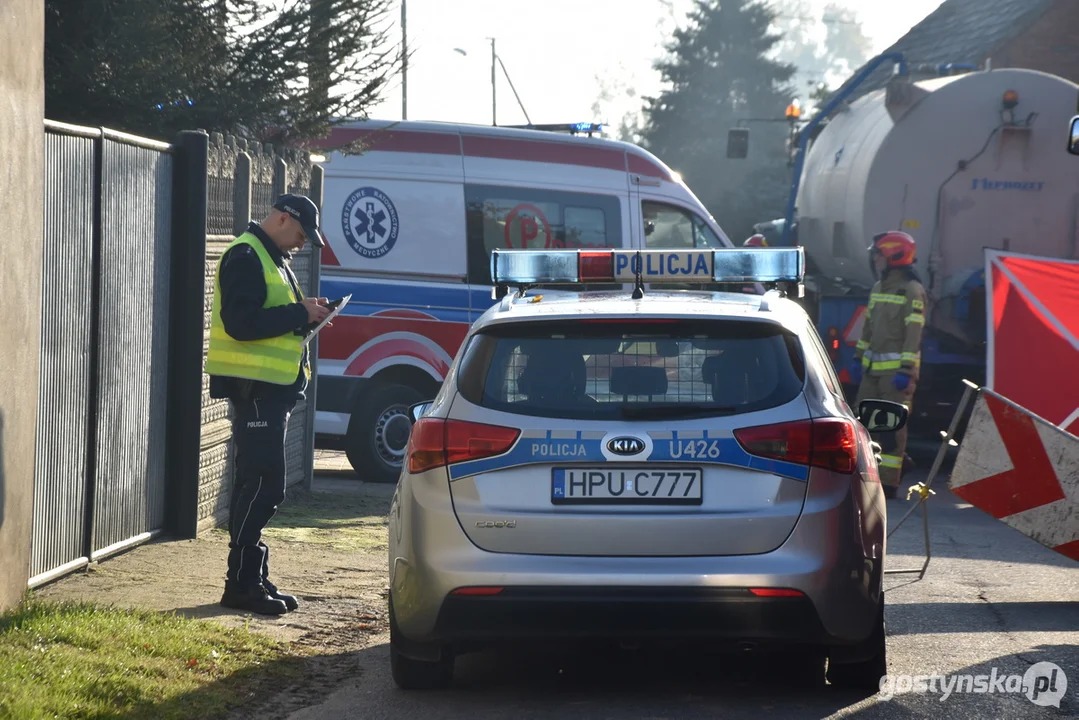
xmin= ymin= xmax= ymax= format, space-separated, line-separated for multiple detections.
xmin=712 ymin=247 xmax=804 ymax=283
xmin=490 ymin=248 xmax=804 ymax=286
xmin=490 ymin=250 xmax=581 ymax=283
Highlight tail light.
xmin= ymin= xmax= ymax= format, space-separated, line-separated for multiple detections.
xmin=406 ymin=418 xmax=520 ymax=474
xmin=734 ymin=417 xmax=857 ymax=474
xmin=749 ymin=588 xmax=805 ymax=598
xmin=827 ymin=327 xmax=840 ymax=362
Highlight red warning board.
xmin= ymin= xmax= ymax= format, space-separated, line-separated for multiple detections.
xmin=844 ymin=305 xmax=867 ymax=347
xmin=950 ymin=390 xmax=1079 ymax=561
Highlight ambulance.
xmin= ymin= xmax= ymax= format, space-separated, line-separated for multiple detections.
xmin=310 ymin=119 xmax=736 ymax=482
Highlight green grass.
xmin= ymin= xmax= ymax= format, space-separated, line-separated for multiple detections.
xmin=0 ymin=598 xmax=298 ymax=720
xmin=261 ymin=489 xmax=391 ymax=552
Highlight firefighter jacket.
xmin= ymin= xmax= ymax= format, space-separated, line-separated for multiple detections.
xmin=854 ymin=269 xmax=927 ymax=379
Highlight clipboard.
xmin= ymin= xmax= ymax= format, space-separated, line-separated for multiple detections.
xmin=301 ymin=294 xmax=351 ymax=346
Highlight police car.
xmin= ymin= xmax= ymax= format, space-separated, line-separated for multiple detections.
xmin=387 ymin=247 xmax=908 ymax=691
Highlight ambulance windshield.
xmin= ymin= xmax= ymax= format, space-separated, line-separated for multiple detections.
xmin=643 ymin=201 xmax=723 ymax=250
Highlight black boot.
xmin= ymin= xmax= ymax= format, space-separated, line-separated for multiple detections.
xmin=260 ymin=542 xmax=298 ymax=611
xmin=221 ymin=581 xmax=289 ymax=616
xmin=263 ymin=578 xmax=299 ymax=611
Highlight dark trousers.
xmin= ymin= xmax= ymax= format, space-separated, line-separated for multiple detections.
xmin=227 ymin=397 xmax=294 ymax=587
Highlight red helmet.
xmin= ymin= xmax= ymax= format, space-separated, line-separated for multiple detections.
xmin=743 ymin=234 xmax=769 ymax=248
xmin=870 ymin=231 xmax=916 ymax=267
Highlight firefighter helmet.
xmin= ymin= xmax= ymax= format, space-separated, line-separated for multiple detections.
xmin=743 ymin=234 xmax=769 ymax=248
xmin=869 ymin=231 xmax=916 ymax=267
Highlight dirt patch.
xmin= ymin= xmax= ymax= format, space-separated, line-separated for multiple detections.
xmin=33 ymin=463 xmax=394 ymax=718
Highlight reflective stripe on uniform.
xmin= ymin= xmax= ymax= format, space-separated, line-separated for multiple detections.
xmin=905 ymin=313 xmax=925 ymax=325
xmin=856 ymin=340 xmax=870 ymax=351
xmin=901 ymin=352 xmax=920 ymax=363
xmin=880 ymin=454 xmax=902 ymax=469
xmin=869 ymin=293 xmax=906 ymax=308
xmin=912 ymin=299 xmax=925 ymax=311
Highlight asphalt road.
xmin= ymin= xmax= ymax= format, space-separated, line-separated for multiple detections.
xmin=288 ymin=472 xmax=1079 ymax=719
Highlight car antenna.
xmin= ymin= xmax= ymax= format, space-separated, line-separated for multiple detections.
xmin=632 ymin=263 xmax=645 ymax=299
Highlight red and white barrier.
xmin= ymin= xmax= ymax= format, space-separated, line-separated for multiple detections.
xmin=949 ymin=389 xmax=1079 ymax=562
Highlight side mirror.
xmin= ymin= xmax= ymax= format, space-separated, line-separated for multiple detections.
xmin=857 ymin=399 xmax=909 ymax=433
xmin=727 ymin=128 xmax=749 ymax=159
xmin=409 ymin=401 xmax=434 ymax=424
xmin=1069 ymin=116 xmax=1079 ymax=156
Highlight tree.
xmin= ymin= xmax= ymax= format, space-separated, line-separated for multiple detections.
xmin=770 ymin=1 xmax=871 ymax=114
xmin=45 ymin=0 xmax=400 ymax=144
xmin=639 ymin=0 xmax=797 ymax=242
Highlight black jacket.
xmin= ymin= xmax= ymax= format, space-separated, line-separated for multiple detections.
xmin=208 ymin=222 xmax=311 ymax=403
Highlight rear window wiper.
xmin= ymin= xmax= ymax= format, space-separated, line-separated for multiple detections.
xmin=619 ymin=404 xmax=737 ymax=419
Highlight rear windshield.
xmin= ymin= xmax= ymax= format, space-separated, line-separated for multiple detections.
xmin=456 ymin=320 xmax=806 ymax=421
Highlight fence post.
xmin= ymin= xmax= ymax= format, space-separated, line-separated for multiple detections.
xmin=234 ymin=151 xmax=252 ymax=236
xmin=273 ymin=154 xmax=287 ymax=199
xmin=166 ymin=130 xmax=209 ymax=539
xmin=304 ymin=162 xmax=325 ymax=491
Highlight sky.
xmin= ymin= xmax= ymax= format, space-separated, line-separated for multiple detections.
xmin=366 ymin=0 xmax=945 ymax=130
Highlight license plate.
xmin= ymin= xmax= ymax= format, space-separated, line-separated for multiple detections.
xmin=613 ymin=250 xmax=714 ymax=282
xmin=551 ymin=467 xmax=703 ymax=505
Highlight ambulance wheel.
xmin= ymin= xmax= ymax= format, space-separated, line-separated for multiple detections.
xmin=346 ymin=383 xmax=424 ymax=483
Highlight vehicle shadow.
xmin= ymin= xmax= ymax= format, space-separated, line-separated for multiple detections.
xmin=884 ymin=601 xmax=1079 ymax=636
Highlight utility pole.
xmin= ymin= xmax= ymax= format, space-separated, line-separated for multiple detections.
xmin=401 ymin=0 xmax=408 ymax=119
xmin=490 ymin=37 xmax=497 ymax=126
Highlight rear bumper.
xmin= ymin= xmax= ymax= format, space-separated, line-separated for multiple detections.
xmin=388 ymin=468 xmax=886 ymax=653
xmin=434 ymin=586 xmax=827 ymax=642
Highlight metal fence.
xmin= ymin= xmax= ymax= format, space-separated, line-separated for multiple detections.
xmin=29 ymin=123 xmax=322 ymax=587
xmin=195 ymin=133 xmax=320 ymax=532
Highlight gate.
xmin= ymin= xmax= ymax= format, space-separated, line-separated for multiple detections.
xmin=30 ymin=123 xmax=174 ymax=586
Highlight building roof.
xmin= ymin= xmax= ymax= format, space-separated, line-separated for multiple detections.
xmin=829 ymin=0 xmax=1056 ymax=105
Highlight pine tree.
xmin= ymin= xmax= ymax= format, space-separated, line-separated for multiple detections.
xmin=45 ymin=0 xmax=400 ymax=143
xmin=639 ymin=0 xmax=796 ymax=242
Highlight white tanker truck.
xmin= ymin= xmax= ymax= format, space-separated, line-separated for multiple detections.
xmin=739 ymin=60 xmax=1079 ymax=436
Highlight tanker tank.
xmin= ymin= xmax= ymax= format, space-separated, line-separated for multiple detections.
xmin=795 ymin=67 xmax=1079 ymax=349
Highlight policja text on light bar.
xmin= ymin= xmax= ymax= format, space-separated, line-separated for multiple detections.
xmin=490 ymin=248 xmax=805 ymax=286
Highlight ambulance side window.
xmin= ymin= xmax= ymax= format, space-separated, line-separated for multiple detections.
xmin=642 ymin=201 xmax=723 ymax=249
xmin=465 ymin=184 xmax=623 ymax=285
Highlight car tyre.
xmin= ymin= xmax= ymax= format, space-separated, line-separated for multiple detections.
xmin=389 ymin=601 xmax=453 ymax=690
xmin=345 ymin=383 xmax=425 ymax=483
xmin=827 ymin=595 xmax=886 ymax=691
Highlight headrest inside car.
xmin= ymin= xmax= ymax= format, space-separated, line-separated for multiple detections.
xmin=610 ymin=366 xmax=668 ymax=396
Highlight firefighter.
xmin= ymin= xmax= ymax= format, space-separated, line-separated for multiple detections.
xmin=854 ymin=231 xmax=927 ymax=498
xmin=206 ymin=194 xmax=331 ymax=615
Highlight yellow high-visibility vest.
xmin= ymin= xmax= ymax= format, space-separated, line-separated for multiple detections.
xmin=205 ymin=232 xmax=309 ymax=385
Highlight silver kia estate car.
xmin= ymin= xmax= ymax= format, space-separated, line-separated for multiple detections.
xmin=387 ymin=248 xmax=907 ymax=691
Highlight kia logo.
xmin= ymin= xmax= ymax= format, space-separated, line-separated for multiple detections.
xmin=608 ymin=437 xmax=645 ymax=455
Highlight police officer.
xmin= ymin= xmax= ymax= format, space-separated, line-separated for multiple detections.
xmin=206 ymin=194 xmax=331 ymax=615
xmin=854 ymin=231 xmax=927 ymax=499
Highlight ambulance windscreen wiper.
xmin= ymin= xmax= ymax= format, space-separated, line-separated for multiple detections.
xmin=619 ymin=403 xmax=737 ymax=419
